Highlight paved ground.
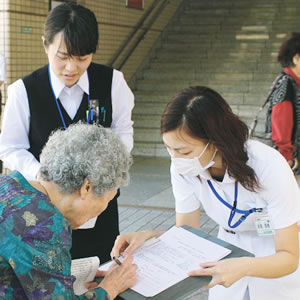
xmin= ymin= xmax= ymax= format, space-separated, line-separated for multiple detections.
xmin=117 ymin=156 xmax=300 ymax=300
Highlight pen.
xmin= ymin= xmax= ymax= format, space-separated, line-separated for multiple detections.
xmin=113 ymin=256 xmax=122 ymax=266
xmin=101 ymin=106 xmax=106 ymax=122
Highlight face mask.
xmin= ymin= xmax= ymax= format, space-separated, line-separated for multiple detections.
xmin=170 ymin=143 xmax=217 ymax=176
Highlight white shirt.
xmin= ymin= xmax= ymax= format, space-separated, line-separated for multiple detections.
xmin=0 ymin=65 xmax=134 ymax=180
xmin=0 ymin=53 xmax=6 ymax=83
xmin=171 ymin=140 xmax=300 ymax=300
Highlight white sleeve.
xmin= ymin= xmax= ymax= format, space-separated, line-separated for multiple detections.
xmin=257 ymin=148 xmax=300 ymax=229
xmin=110 ymin=69 xmax=134 ymax=152
xmin=0 ymin=80 xmax=41 ymax=180
xmin=170 ymin=163 xmax=201 ymax=213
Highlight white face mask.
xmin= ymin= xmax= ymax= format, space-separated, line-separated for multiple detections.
xmin=169 ymin=143 xmax=217 ymax=176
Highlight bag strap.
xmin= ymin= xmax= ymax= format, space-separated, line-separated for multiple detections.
xmin=249 ymin=71 xmax=286 ymax=137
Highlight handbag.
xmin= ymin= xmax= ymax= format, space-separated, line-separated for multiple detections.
xmin=248 ymin=72 xmax=284 ymax=147
xmin=248 ymin=73 xmax=299 ymax=175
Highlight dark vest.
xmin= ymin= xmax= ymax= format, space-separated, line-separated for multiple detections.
xmin=23 ymin=63 xmax=113 ymax=161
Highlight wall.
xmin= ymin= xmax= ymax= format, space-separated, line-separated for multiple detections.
xmin=0 ymin=0 xmax=184 ymax=111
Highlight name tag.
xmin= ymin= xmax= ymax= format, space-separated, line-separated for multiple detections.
xmin=255 ymin=209 xmax=275 ymax=236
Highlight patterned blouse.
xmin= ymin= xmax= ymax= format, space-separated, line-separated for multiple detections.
xmin=0 ymin=171 xmax=109 ymax=299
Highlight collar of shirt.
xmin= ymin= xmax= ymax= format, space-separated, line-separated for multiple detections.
xmin=48 ymin=65 xmax=89 ymax=119
xmin=48 ymin=65 xmax=89 ymax=99
xmin=199 ymin=168 xmax=235 ymax=183
xmin=284 ymin=67 xmax=300 ymax=86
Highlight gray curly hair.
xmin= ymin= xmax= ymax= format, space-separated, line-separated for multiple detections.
xmin=39 ymin=123 xmax=132 ymax=196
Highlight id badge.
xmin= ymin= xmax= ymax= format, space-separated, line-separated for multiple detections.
xmin=89 ymin=99 xmax=100 ymax=124
xmin=255 ymin=208 xmax=275 ymax=236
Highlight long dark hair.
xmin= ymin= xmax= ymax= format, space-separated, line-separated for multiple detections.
xmin=44 ymin=3 xmax=98 ymax=56
xmin=161 ymin=86 xmax=259 ymax=191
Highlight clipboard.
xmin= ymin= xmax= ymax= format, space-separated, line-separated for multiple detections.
xmin=119 ymin=225 xmax=254 ymax=300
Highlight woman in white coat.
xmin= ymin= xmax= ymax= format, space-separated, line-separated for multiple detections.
xmin=111 ymin=86 xmax=300 ymax=300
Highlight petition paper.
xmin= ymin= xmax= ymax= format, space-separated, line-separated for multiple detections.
xmin=100 ymin=226 xmax=231 ymax=297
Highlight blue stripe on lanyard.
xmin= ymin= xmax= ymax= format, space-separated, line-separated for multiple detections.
xmin=48 ymin=65 xmax=90 ymax=129
xmin=207 ymin=180 xmax=256 ymax=229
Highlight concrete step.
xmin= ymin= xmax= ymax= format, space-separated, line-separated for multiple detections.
xmin=132 ymin=142 xmax=168 ymax=157
xmin=133 ymin=89 xmax=271 ymax=107
xmin=154 ymin=53 xmax=277 ymax=65
xmin=134 ymin=128 xmax=163 ymax=143
xmin=132 ymin=119 xmax=267 ymax=158
xmin=133 ymin=114 xmax=162 ymax=129
xmin=162 ymin=40 xmax=267 ymax=49
xmin=153 ymin=55 xmax=258 ymax=64
xmin=133 ymin=102 xmax=166 ymax=115
xmin=189 ymin=1 xmax=287 ymax=9
xmin=178 ymin=15 xmax=275 ymax=25
xmin=157 ymin=46 xmax=266 ymax=56
xmin=136 ymin=80 xmax=251 ymax=93
xmin=134 ymin=90 xmax=173 ymax=102
xmin=131 ymin=0 xmax=297 ymax=158
xmin=184 ymin=8 xmax=278 ymax=16
xmin=170 ymin=24 xmax=239 ymax=34
xmin=141 ymin=70 xmax=276 ymax=86
xmin=133 ymin=103 xmax=267 ymax=126
xmin=148 ymin=61 xmax=258 ymax=72
xmin=150 ymin=59 xmax=280 ymax=71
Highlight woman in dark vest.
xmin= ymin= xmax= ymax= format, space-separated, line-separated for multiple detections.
xmin=0 ymin=3 xmax=134 ymax=264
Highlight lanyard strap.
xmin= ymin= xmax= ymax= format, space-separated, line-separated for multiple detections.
xmin=48 ymin=66 xmax=90 ymax=129
xmin=207 ymin=180 xmax=256 ymax=229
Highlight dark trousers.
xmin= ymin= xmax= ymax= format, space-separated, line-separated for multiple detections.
xmin=71 ymin=191 xmax=120 ymax=264
xmin=71 ymin=191 xmax=124 ymax=300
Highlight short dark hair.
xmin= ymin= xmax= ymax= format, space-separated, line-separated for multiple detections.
xmin=44 ymin=3 xmax=99 ymax=56
xmin=278 ymin=32 xmax=300 ymax=67
xmin=161 ymin=86 xmax=259 ymax=191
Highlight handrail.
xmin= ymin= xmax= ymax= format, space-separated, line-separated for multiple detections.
xmin=109 ymin=0 xmax=169 ymax=70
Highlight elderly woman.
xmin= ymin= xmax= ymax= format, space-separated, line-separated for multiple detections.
xmin=0 ymin=123 xmax=136 ymax=299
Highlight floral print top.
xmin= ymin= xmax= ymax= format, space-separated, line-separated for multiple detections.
xmin=0 ymin=171 xmax=109 ymax=299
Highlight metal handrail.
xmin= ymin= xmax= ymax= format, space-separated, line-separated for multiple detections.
xmin=109 ymin=0 xmax=169 ymax=70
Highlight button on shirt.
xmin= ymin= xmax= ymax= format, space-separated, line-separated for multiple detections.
xmin=0 ymin=66 xmax=134 ymax=180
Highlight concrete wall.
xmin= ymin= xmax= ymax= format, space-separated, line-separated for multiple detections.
xmin=0 ymin=0 xmax=183 ymax=109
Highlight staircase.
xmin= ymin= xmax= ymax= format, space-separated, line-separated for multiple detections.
xmin=131 ymin=0 xmax=300 ymax=157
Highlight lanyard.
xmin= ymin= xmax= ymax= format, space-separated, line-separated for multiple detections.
xmin=48 ymin=66 xmax=90 ymax=129
xmin=207 ymin=180 xmax=257 ymax=229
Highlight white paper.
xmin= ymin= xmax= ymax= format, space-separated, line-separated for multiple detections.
xmin=71 ymin=256 xmax=100 ymax=295
xmin=99 ymin=226 xmax=231 ymax=297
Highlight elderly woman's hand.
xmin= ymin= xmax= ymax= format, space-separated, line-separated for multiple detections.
xmin=91 ymin=254 xmax=137 ymax=299
xmin=111 ymin=230 xmax=162 ymax=258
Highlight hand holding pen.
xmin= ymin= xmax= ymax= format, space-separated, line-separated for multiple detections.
xmin=113 ymin=254 xmax=123 ymax=266
xmin=88 ymin=254 xmax=136 ymax=300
